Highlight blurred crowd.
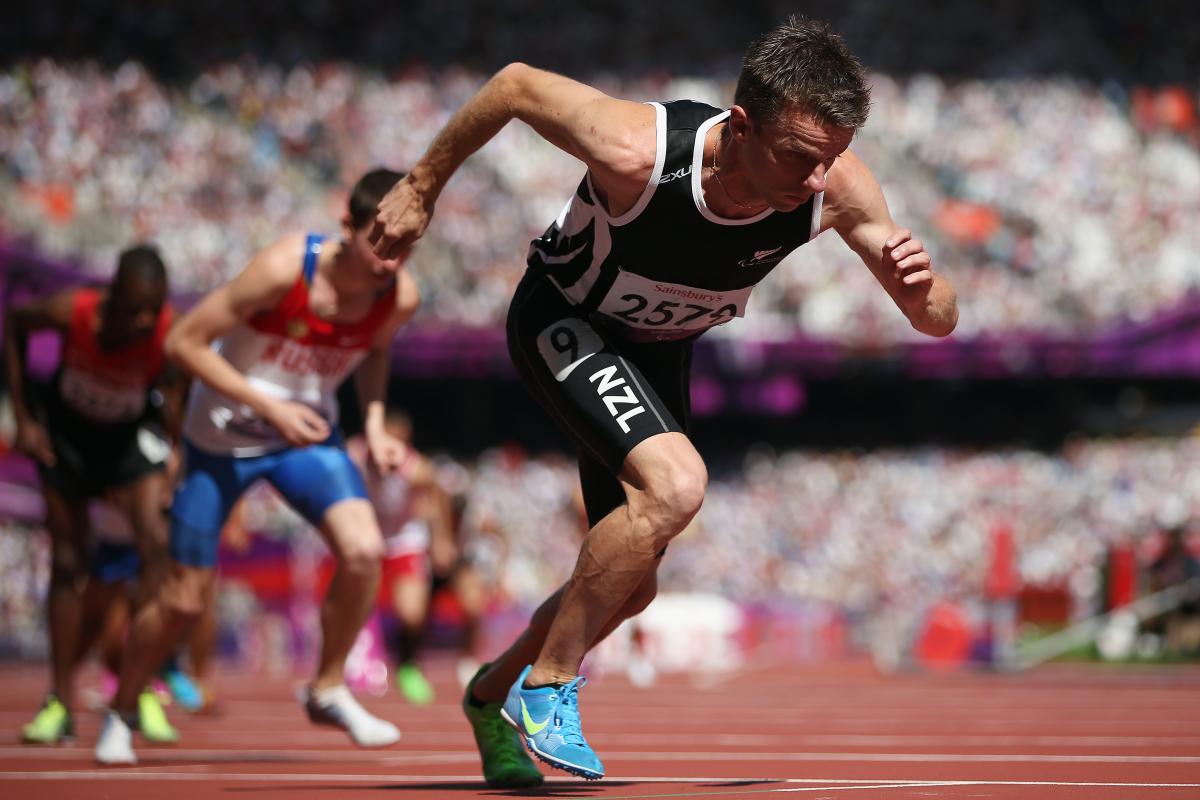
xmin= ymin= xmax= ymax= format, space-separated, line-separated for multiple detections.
xmin=0 ymin=520 xmax=47 ymax=657
xmin=458 ymin=437 xmax=1200 ymax=613
xmin=3 ymin=436 xmax=1197 ymax=656
xmin=5 ymin=1 xmax=1196 ymax=83
xmin=185 ymin=438 xmax=1200 ymax=610
xmin=2 ymin=57 xmax=1198 ymax=344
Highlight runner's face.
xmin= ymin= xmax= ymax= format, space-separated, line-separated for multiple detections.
xmin=742 ymin=106 xmax=853 ymax=211
xmin=106 ymin=280 xmax=165 ymax=345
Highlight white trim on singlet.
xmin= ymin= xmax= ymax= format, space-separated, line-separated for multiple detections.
xmin=692 ymin=111 xmax=774 ymax=227
xmin=546 ymin=194 xmax=614 ymax=306
xmin=584 ymin=102 xmax=667 ymax=227
xmin=809 ymin=189 xmax=825 ymax=241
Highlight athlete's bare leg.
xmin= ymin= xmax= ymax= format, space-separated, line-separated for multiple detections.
xmin=475 ymin=433 xmax=702 ymax=696
xmin=76 ymin=579 xmax=130 ymax=676
xmin=391 ymin=572 xmax=430 ymax=660
xmin=105 ymin=472 xmax=171 ymax=607
xmin=42 ymin=485 xmax=89 ymax=711
xmin=187 ymin=580 xmax=219 ymax=706
xmin=452 ymin=564 xmax=487 ymax=662
xmin=392 ymin=573 xmax=430 ymax=640
xmin=110 ymin=562 xmax=211 ymax=714
xmin=312 ymin=498 xmax=384 ymax=690
xmin=472 ymin=570 xmax=658 ymax=702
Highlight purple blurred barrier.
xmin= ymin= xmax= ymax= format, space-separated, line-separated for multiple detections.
xmin=7 ymin=239 xmax=1200 ymax=379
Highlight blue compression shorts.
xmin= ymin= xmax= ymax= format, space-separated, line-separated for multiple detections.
xmin=170 ymin=437 xmax=368 ymax=567
xmin=90 ymin=540 xmax=141 ymax=584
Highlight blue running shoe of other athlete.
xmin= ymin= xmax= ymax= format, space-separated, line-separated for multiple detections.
xmin=500 ymin=664 xmax=604 ymax=780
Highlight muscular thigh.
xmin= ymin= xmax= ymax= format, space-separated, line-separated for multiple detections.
xmin=265 ymin=441 xmax=369 ymax=530
xmin=42 ymin=483 xmax=89 ymax=569
xmin=507 ymin=273 xmax=694 ymax=477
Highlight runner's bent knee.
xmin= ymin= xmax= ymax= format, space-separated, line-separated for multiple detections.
xmin=161 ymin=568 xmax=212 ymax=618
xmin=338 ymin=538 xmax=384 ymax=578
xmin=50 ymin=542 xmax=88 ymax=581
xmin=323 ymin=500 xmax=385 ymax=577
xmin=627 ymin=453 xmax=706 ymax=545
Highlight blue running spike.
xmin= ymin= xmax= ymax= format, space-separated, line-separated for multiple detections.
xmin=499 ymin=665 xmax=604 ymax=780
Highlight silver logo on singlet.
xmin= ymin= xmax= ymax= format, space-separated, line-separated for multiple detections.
xmin=659 ymin=165 xmax=693 ymax=184
xmin=737 ymin=245 xmax=784 ymax=269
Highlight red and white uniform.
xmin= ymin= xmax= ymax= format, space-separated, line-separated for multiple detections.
xmin=352 ymin=440 xmax=432 ymax=579
xmin=57 ymin=288 xmax=172 ymax=424
xmin=183 ymin=236 xmax=394 ymax=457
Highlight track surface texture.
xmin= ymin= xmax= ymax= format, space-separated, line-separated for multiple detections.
xmin=2 ymin=659 xmax=1198 ymax=799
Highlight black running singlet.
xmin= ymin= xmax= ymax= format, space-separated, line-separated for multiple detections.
xmin=526 ymin=100 xmax=822 ymax=342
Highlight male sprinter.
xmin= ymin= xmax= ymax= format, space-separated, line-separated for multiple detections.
xmin=5 ymin=246 xmax=180 ymax=744
xmin=95 ymin=169 xmax=419 ymax=764
xmin=371 ymin=18 xmax=957 ymax=784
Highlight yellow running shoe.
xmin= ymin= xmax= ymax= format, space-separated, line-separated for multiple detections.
xmin=21 ymin=695 xmax=73 ymax=744
xmin=138 ymin=690 xmax=179 ymax=744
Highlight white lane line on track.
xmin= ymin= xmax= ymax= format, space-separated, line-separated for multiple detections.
xmin=4 ymin=748 xmax=1199 ymax=764
xmin=1 ymin=772 xmax=1199 ymax=795
xmin=776 ymin=782 xmax=1200 ymax=792
xmin=0 ymin=774 xmax=941 ymax=783
xmin=16 ymin=734 xmax=1200 ymax=753
xmin=0 ymin=749 xmax=478 ymax=764
xmin=599 ymin=751 xmax=1200 ymax=764
xmin=775 ymin=784 xmax=962 ymax=794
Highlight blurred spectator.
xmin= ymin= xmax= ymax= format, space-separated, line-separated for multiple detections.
xmin=6 ymin=436 xmax=1200 ymax=657
xmin=2 ymin=58 xmax=1199 ymax=344
xmin=2 ymin=1 xmax=1197 ymax=84
xmin=1146 ymin=525 xmax=1200 ymax=655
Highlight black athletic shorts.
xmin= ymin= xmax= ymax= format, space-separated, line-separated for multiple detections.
xmin=35 ymin=387 xmax=170 ymax=499
xmin=507 ymin=272 xmax=693 ymax=527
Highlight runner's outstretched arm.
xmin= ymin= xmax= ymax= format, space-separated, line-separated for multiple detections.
xmin=369 ymin=63 xmax=655 ymax=261
xmin=353 ymin=268 xmax=420 ymax=472
xmin=822 ymin=149 xmax=958 ymax=337
xmin=4 ymin=290 xmax=74 ymax=465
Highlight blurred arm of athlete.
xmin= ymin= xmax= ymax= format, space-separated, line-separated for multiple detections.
xmin=822 ymin=150 xmax=958 ymax=337
xmin=152 ymin=365 xmax=191 ymax=445
xmin=370 ymin=63 xmax=656 ymax=260
xmin=353 ymin=275 xmax=420 ymax=472
xmin=3 ymin=289 xmax=76 ymax=466
xmin=165 ymin=234 xmax=333 ymax=447
xmin=418 ymin=473 xmax=458 ymax=576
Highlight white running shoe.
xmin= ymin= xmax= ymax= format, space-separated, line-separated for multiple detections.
xmin=94 ymin=712 xmax=137 ymax=765
xmin=456 ymin=656 xmax=482 ymax=689
xmin=304 ymin=685 xmax=400 ymax=747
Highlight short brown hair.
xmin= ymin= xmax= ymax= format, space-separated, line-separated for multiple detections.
xmin=734 ymin=17 xmax=871 ymax=131
xmin=349 ymin=167 xmax=406 ymax=229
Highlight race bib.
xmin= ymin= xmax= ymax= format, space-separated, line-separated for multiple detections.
xmin=59 ymin=366 xmax=146 ymax=422
xmin=595 ymin=270 xmax=752 ymax=341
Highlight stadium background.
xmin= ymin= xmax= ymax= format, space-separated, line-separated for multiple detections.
xmin=2 ymin=0 xmax=1200 ymax=678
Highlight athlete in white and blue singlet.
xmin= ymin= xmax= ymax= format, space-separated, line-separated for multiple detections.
xmin=95 ymin=169 xmax=419 ymax=765
xmin=370 ymin=19 xmax=958 ymax=786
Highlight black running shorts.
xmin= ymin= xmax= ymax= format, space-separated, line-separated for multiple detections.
xmin=35 ymin=386 xmax=169 ymax=499
xmin=507 ymin=272 xmax=693 ymax=525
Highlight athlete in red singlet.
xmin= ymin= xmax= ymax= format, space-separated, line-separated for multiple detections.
xmin=346 ymin=411 xmax=456 ymax=705
xmin=4 ymin=246 xmax=182 ymax=744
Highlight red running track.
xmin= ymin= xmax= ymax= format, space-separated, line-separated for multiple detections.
xmin=1 ymin=658 xmax=1198 ymax=799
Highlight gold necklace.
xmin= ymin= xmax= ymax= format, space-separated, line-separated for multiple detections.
xmin=712 ymin=129 xmax=756 ymax=211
